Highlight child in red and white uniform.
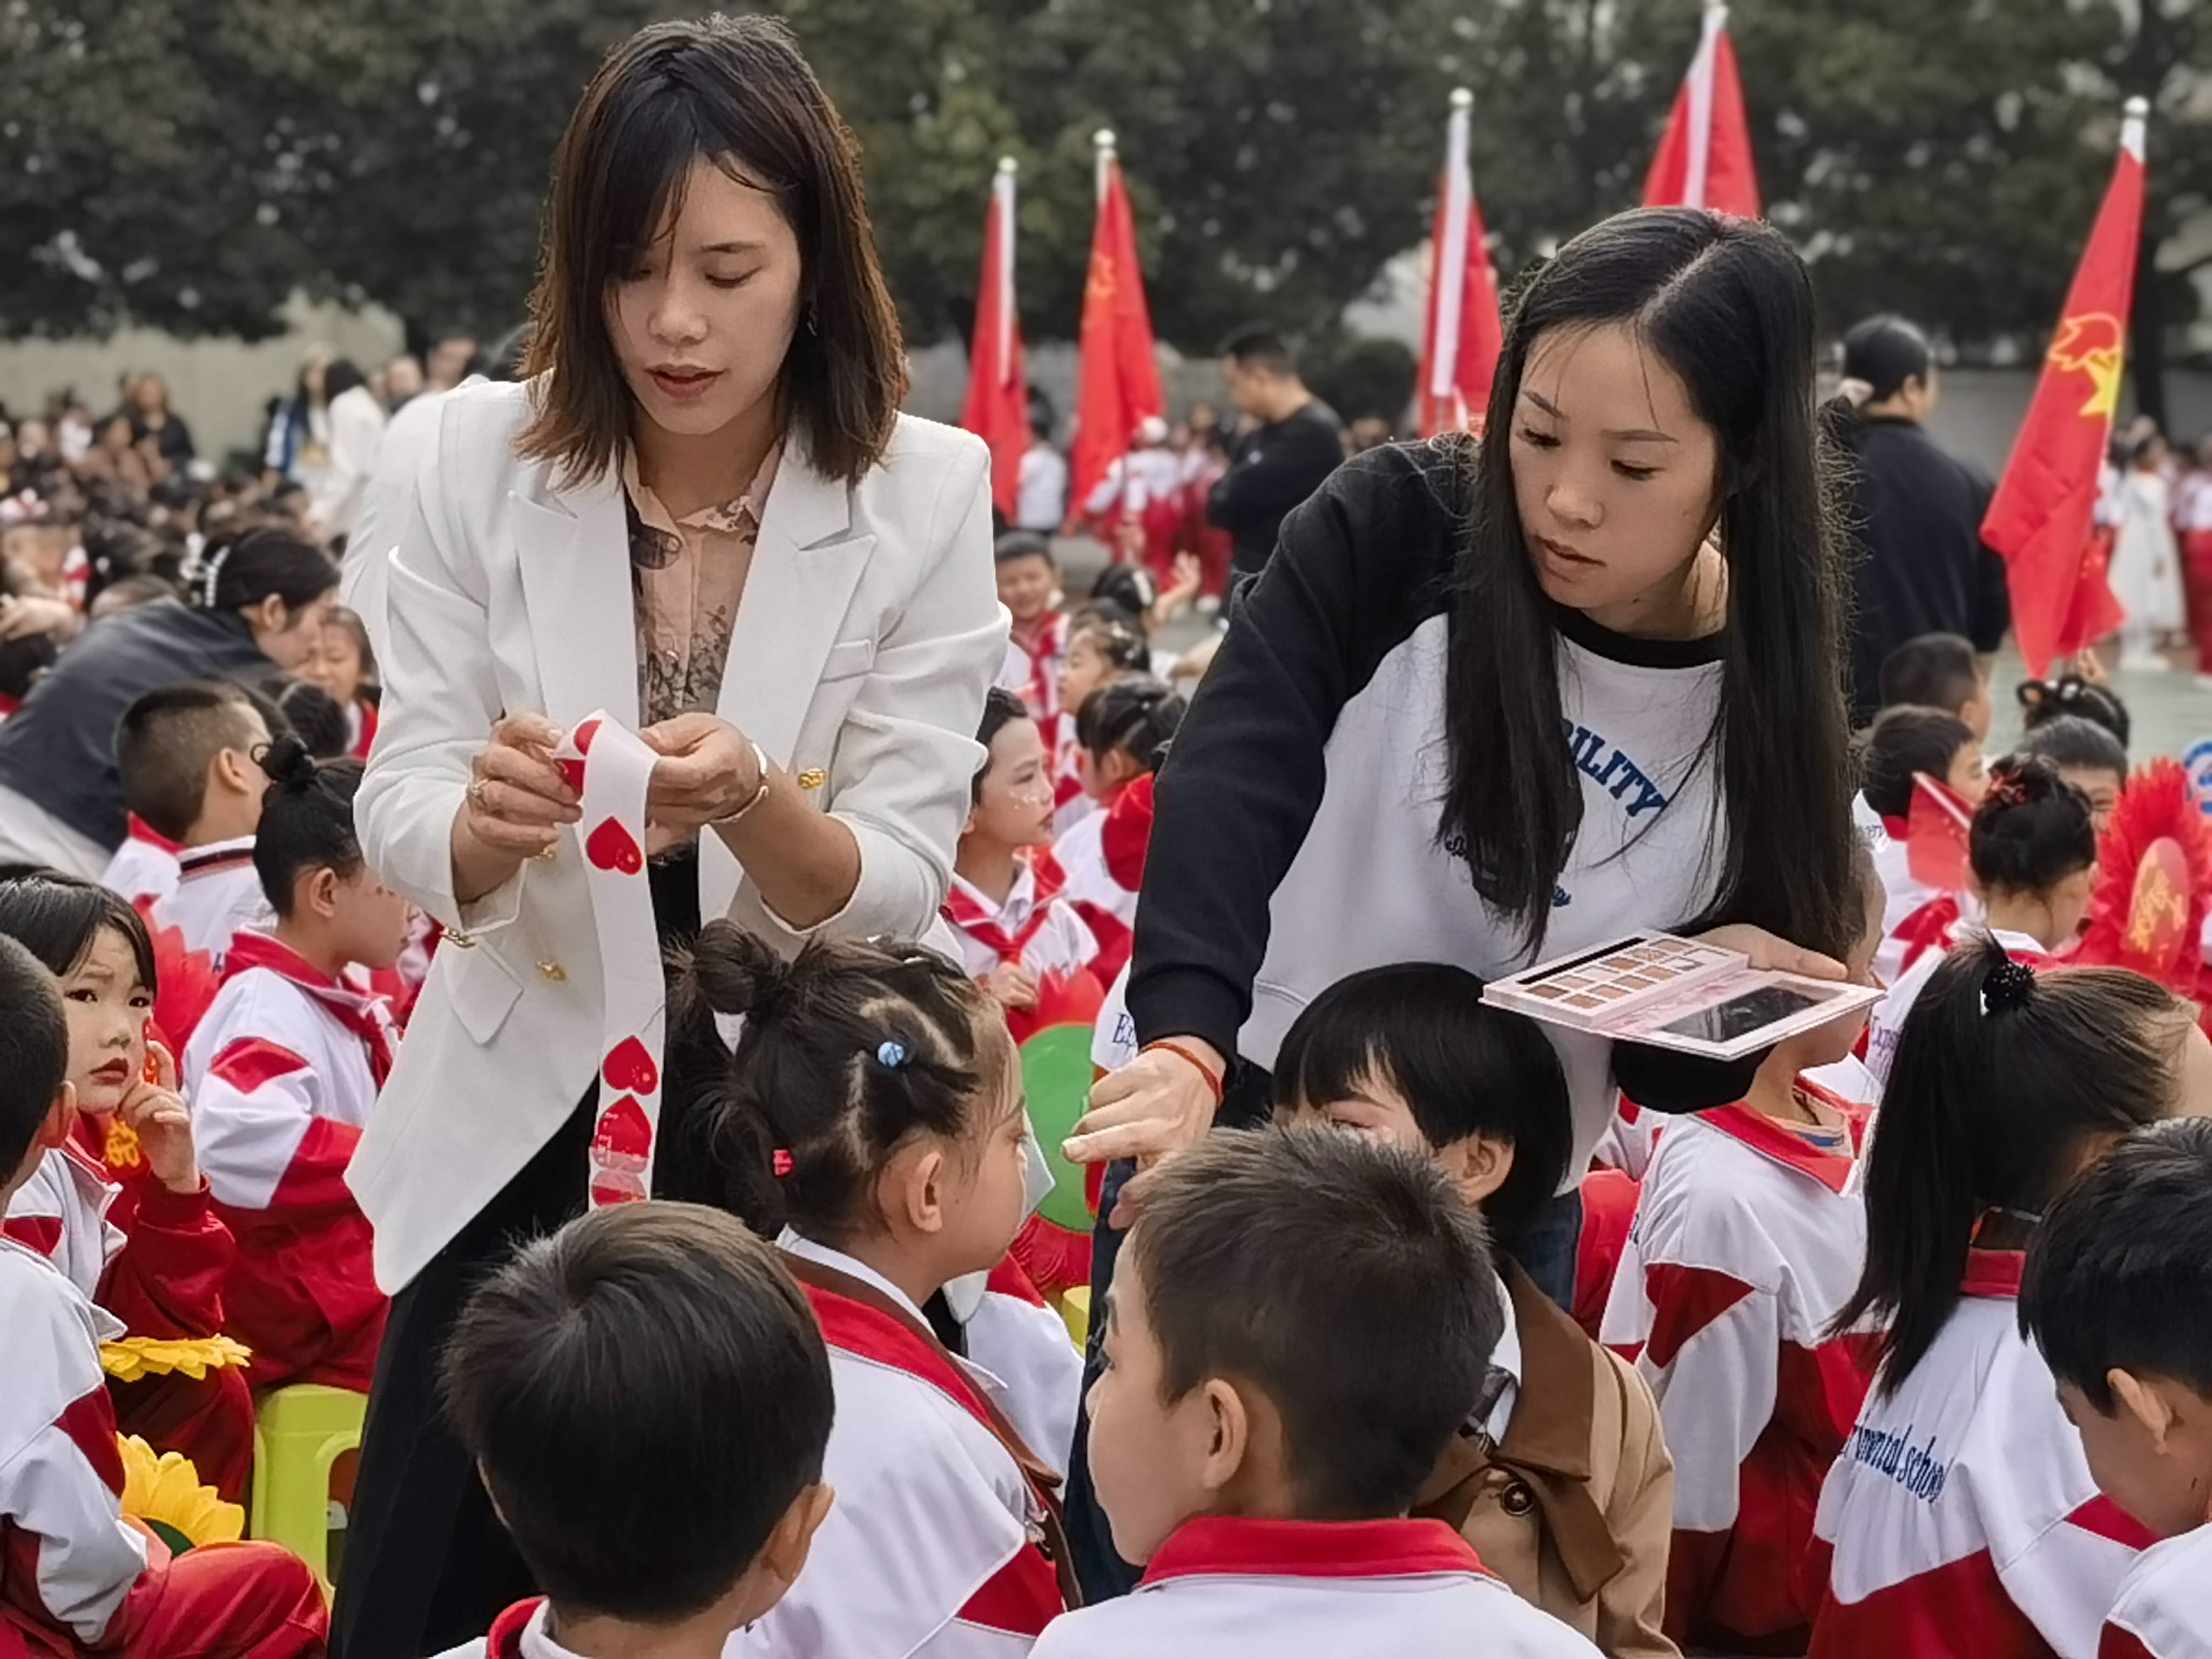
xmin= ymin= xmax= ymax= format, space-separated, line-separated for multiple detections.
xmin=1806 ymin=940 xmax=2212 ymax=1657
xmin=432 ymin=1206 xmax=834 ymax=1659
xmin=1859 ymin=705 xmax=1988 ymax=986
xmin=995 ymin=532 xmax=1070 ymax=726
xmin=1048 ymin=608 xmax=1149 ymax=835
xmin=1080 ymin=418 xmax=1186 ymax=582
xmin=183 ymin=740 xmax=411 ymax=1392
xmin=2018 ymin=1121 xmax=2212 ymax=1659
xmin=299 ymin=603 xmax=380 ymax=759
xmin=1054 ymin=679 xmax=1183 ymax=985
xmin=1866 ymin=757 xmax=2093 ymax=1084
xmin=949 ymin=689 xmax=1103 ymax=1043
xmin=1043 ymin=1128 xmax=1597 ymax=1658
xmin=683 ymin=926 xmax=1075 ymax=1656
xmin=0 ymin=932 xmax=327 ymax=1658
xmin=1601 ymin=854 xmax=1886 ymax=1654
xmin=100 ymin=680 xmax=277 ymax=1043
xmin=0 ymin=876 xmax=256 ymax=1500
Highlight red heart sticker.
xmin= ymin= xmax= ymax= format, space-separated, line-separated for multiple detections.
xmin=556 ymin=757 xmax=585 ymax=796
xmin=572 ymin=717 xmax=602 ymax=755
xmin=603 ymin=1037 xmax=660 ymax=1097
xmin=588 ymin=1168 xmax=648 ymax=1206
xmin=591 ymin=1094 xmax=652 ymax=1165
xmin=585 ymin=817 xmax=642 ymax=874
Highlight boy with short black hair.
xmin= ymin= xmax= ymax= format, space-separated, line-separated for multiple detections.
xmin=2015 ymin=713 xmax=2129 ymax=833
xmin=995 ymin=531 xmax=1069 ymax=725
xmin=1858 ymin=704 xmax=1988 ymax=984
xmin=0 ymin=931 xmax=327 ymax=1655
xmin=434 ymin=1202 xmax=835 ymax=1659
xmin=1878 ymin=631 xmax=1992 ymax=740
xmin=103 ymin=678 xmax=274 ymax=928
xmin=1045 ymin=1127 xmax=1599 ymax=1657
xmin=2020 ymin=1118 xmax=2212 ymax=1658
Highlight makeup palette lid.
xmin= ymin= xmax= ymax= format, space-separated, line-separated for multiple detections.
xmin=1483 ymin=933 xmax=1745 ymax=1032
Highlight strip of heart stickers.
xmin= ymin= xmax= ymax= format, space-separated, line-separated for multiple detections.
xmin=555 ymin=711 xmax=665 ymax=1208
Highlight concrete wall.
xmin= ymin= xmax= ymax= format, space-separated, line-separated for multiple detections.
xmin=0 ymin=295 xmax=405 ymax=467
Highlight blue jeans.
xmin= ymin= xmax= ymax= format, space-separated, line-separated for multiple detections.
xmin=1506 ymin=1186 xmax=1583 ymax=1311
xmin=1063 ymin=1159 xmax=1144 ymax=1601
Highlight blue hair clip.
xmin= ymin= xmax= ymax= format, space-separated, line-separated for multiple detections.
xmin=876 ymin=1040 xmax=909 ymax=1069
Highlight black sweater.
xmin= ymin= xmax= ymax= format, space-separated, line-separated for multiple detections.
xmin=1206 ymin=399 xmax=1346 ymax=578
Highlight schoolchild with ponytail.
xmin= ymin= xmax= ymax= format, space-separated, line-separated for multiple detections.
xmin=682 ymin=922 xmax=1077 ymax=1656
xmin=1806 ymin=940 xmax=2212 ymax=1657
xmin=180 ymin=737 xmax=411 ymax=1391
xmin=1865 ymin=756 xmax=2099 ymax=1082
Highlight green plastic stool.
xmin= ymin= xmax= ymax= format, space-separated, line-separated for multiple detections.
xmin=248 ymin=1384 xmax=367 ymax=1593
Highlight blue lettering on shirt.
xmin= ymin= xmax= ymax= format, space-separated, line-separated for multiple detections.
xmin=1846 ymin=1422 xmax=1948 ymax=1503
xmin=1560 ymin=721 xmax=1671 ymax=819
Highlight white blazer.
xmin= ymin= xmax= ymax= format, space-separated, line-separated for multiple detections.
xmin=349 ymin=380 xmax=1006 ymax=1291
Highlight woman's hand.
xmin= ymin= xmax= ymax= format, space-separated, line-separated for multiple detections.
xmin=451 ymin=714 xmax=577 ymax=903
xmin=1063 ymin=1037 xmax=1226 ymax=1184
xmin=1693 ymin=923 xmax=1847 ymax=981
xmin=640 ymin=713 xmax=766 ymax=852
xmin=118 ymin=1041 xmax=199 ymax=1195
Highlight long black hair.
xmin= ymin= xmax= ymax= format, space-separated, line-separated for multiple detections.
xmin=192 ymin=521 xmax=339 ymax=617
xmin=1835 ymin=937 xmax=2192 ymax=1392
xmin=1442 ymin=208 xmax=1853 ymax=956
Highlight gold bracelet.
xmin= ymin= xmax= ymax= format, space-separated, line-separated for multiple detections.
xmin=714 ymin=740 xmax=773 ymax=827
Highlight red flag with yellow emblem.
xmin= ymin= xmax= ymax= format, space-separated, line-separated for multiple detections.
xmin=1981 ymin=98 xmax=2149 ymax=677
xmin=1068 ymin=132 xmax=1164 ymax=522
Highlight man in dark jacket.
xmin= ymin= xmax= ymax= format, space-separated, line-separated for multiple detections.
xmin=1208 ymin=328 xmax=1345 ymax=581
xmin=1836 ymin=315 xmax=2012 ymax=725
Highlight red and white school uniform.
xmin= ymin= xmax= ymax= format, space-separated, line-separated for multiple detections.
xmin=155 ymin=836 xmax=272 ymax=974
xmin=2101 ymin=1525 xmax=2212 ymax=1658
xmin=1867 ymin=808 xmax=1986 ymax=989
xmin=1049 ymin=778 xmax=1151 ymax=987
xmin=1866 ymin=926 xmax=2046 ymax=1087
xmin=181 ymin=931 xmax=395 ymax=1391
xmin=99 ymin=817 xmax=185 ymax=911
xmin=1600 ymin=1084 xmax=1875 ymax=1650
xmin=1028 ymin=1516 xmax=1600 ymax=1658
xmin=433 ymin=1597 xmax=585 ymax=1659
xmin=945 ymin=857 xmax=1104 ymax=1043
xmin=344 ymin=693 xmax=379 ymax=760
xmin=0 ymin=1237 xmax=327 ymax=1657
xmin=947 ymin=1256 xmax=1084 ymax=1481
xmin=1000 ymin=612 xmax=1070 ymax=727
xmin=1806 ymin=1250 xmax=2152 ymax=1658
xmin=3 ymin=1140 xmax=254 ymax=1499
xmin=745 ymin=1233 xmax=1068 ymax=1658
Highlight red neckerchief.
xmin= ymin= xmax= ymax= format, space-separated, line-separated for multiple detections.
xmin=484 ymin=1597 xmax=546 ymax=1659
xmin=350 ymin=698 xmax=379 ymax=761
xmin=942 ymin=852 xmax=1070 ymax=965
xmin=1139 ymin=1515 xmax=1489 ymax=1588
xmin=1893 ymin=894 xmax=1963 ymax=975
xmin=1011 ymin=611 xmax=1067 ymax=718
xmin=222 ymin=932 xmax=396 ymax=1087
xmin=1700 ymin=1077 xmax=1861 ymax=1196
xmin=126 ymin=815 xmax=184 ymax=855
xmin=1880 ymin=814 xmax=1910 ymax=841
xmin=1960 ymin=1247 xmax=2025 ymax=1300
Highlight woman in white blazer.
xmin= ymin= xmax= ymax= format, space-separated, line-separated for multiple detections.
xmin=333 ymin=19 xmax=1006 ymax=1655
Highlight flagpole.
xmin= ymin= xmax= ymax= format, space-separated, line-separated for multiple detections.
xmin=1429 ymin=89 xmax=1473 ymax=414
xmin=994 ymin=156 xmax=1018 ymax=390
xmin=1685 ymin=1 xmax=1727 ymax=209
xmin=1094 ymin=127 xmax=1116 ymax=204
xmin=2121 ymin=93 xmax=2149 ymax=159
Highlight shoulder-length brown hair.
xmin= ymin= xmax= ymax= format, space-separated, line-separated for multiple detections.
xmin=518 ymin=15 xmax=907 ymax=489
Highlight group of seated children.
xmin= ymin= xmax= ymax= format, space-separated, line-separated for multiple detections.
xmin=0 ymin=930 xmax=329 ymax=1654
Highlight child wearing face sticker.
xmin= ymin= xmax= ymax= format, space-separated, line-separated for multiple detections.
xmin=1271 ymin=967 xmax=1676 ymax=1658
xmin=947 ymin=689 xmax=1105 ymax=1040
xmin=1599 ymin=847 xmax=1886 ymax=1655
xmin=0 ymin=873 xmax=258 ymax=1501
xmin=1048 ymin=1126 xmax=1598 ymax=1658
xmin=181 ymin=738 xmax=411 ymax=1392
xmin=1808 ymin=942 xmax=2212 ymax=1659
xmin=684 ymin=923 xmax=1077 ymax=1656
xmin=2018 ymin=1119 xmax=2212 ymax=1659
xmin=996 ymin=531 xmax=1070 ymax=725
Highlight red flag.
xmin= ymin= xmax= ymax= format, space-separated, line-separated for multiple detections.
xmin=1643 ymin=3 xmax=1761 ymax=219
xmin=1419 ymin=88 xmax=1506 ymax=439
xmin=1981 ymin=99 xmax=2148 ymax=677
xmin=1068 ymin=132 xmax=1164 ymax=523
xmin=959 ymin=158 xmax=1029 ymax=520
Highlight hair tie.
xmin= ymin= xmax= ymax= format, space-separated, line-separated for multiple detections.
xmin=771 ymin=1149 xmax=794 ymax=1178
xmin=875 ymin=1040 xmax=908 ymax=1070
xmin=1985 ymin=768 xmax=2032 ymax=810
xmin=1980 ymin=957 xmax=2037 ymax=1016
xmin=199 ymin=545 xmax=231 ymax=608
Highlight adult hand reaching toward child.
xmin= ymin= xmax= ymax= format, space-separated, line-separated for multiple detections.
xmin=1063 ymin=1035 xmax=1226 ymax=1190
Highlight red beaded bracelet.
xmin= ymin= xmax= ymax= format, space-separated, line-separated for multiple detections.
xmin=1143 ymin=1040 xmax=1226 ymax=1110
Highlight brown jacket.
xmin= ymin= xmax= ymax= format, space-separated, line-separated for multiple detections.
xmin=1414 ymin=1262 xmax=1679 ymax=1659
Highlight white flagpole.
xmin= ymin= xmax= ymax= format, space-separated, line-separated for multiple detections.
xmin=2120 ymin=95 xmax=2148 ymax=163
xmin=1429 ymin=87 xmax=1473 ymax=410
xmin=1684 ymin=2 xmax=1726 ymax=209
xmin=1094 ymin=127 xmax=1116 ymax=204
xmin=994 ymin=156 xmax=1017 ymax=389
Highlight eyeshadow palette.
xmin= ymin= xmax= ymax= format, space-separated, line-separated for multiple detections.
xmin=1482 ymin=933 xmax=1884 ymax=1060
